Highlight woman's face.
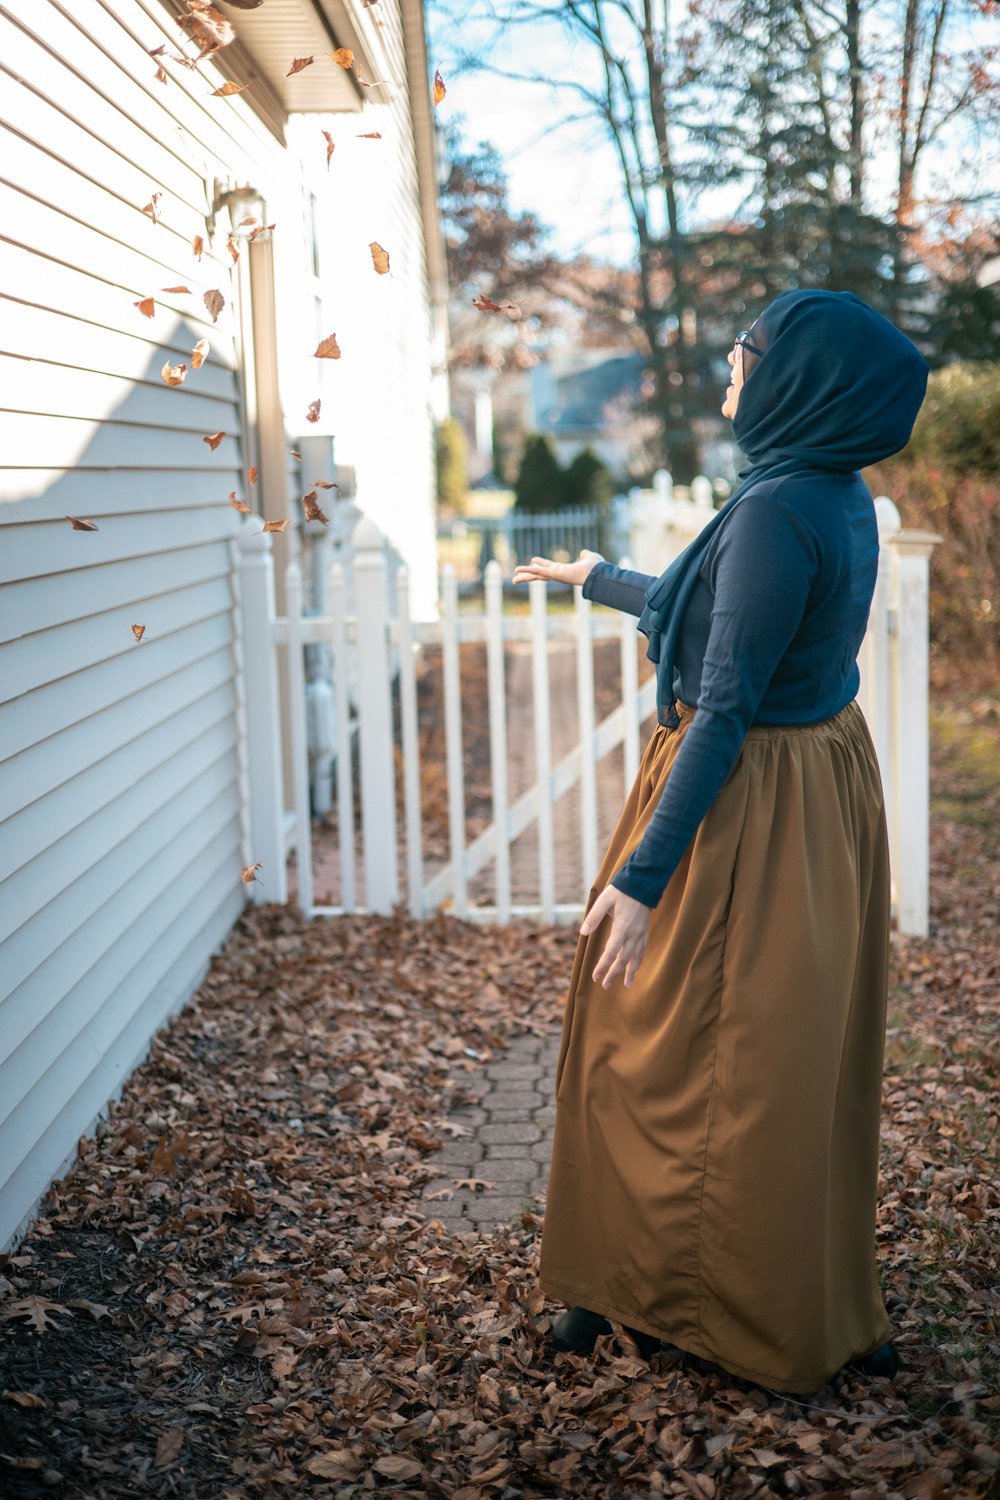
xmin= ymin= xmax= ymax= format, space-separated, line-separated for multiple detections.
xmin=721 ymin=337 xmax=745 ymax=420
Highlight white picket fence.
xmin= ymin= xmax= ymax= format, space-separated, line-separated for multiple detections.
xmin=236 ymin=496 xmax=939 ymax=937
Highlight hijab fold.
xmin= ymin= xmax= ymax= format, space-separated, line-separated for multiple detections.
xmin=637 ymin=290 xmax=929 ymax=727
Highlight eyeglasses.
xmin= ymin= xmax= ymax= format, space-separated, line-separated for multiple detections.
xmin=734 ymin=329 xmax=765 ymax=358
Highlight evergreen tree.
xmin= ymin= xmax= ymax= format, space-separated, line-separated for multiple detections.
xmin=514 ymin=434 xmax=564 ymax=514
xmin=435 ymin=417 xmax=468 ymax=510
xmin=562 ymin=448 xmax=616 ymax=508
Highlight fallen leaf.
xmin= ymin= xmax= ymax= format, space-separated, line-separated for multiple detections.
xmin=132 ymin=625 xmax=146 ymax=643
xmin=247 ymin=466 xmax=258 ymax=486
xmin=242 ymin=862 xmax=262 ymax=883
xmin=211 ymin=81 xmax=247 ymax=97
xmin=134 ymin=296 xmax=156 ymax=318
xmin=302 ymin=491 xmax=329 ymax=524
xmin=192 ymin=233 xmax=204 ymax=260
xmin=306 ymin=398 xmax=321 ymax=423
xmin=230 ymin=493 xmax=250 ymax=513
xmin=452 ymin=1177 xmax=495 ymax=1192
xmin=152 ymin=1133 xmax=194 ymax=1175
xmin=191 ymin=338 xmax=209 ymax=368
xmin=263 ymin=519 xmax=289 ymax=533
xmin=306 ymin=1450 xmax=363 ymax=1478
xmin=204 ymin=432 xmax=225 ymax=450
xmin=322 ymin=130 xmax=335 ymax=169
xmin=1 ymin=1297 xmax=69 ymax=1334
xmin=286 ymin=56 xmax=314 ymax=76
xmin=66 ymin=515 xmax=99 ymax=531
xmin=154 ymin=1427 xmax=184 ymax=1467
xmin=204 ymin=289 xmax=225 ymax=322
xmin=314 ymin=334 xmax=341 ymax=359
xmin=142 ymin=191 xmax=162 ymax=223
xmin=433 ymin=67 xmax=446 ymax=106
xmin=369 ymin=240 xmax=391 ymax=275
xmin=161 ymin=360 xmax=188 ymax=387
xmin=65 ymin=1299 xmax=111 ymax=1321
xmin=161 ymin=285 xmax=192 ymax=294
xmin=3 ymin=1392 xmax=47 ymax=1409
xmin=331 ymin=47 xmax=354 ymax=68
xmin=374 ymin=1455 xmax=422 ymax=1481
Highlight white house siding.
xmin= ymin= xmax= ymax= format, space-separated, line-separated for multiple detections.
xmin=0 ymin=0 xmax=442 ymax=1249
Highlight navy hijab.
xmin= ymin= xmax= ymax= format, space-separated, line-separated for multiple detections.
xmin=637 ymin=288 xmax=930 ymax=726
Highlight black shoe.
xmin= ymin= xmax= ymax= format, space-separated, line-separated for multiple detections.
xmin=847 ymin=1340 xmax=901 ymax=1379
xmin=549 ymin=1305 xmax=661 ymax=1359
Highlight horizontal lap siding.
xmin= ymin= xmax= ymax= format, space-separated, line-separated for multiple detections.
xmin=0 ymin=0 xmax=294 ymax=1247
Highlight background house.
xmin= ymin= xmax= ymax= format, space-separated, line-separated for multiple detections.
xmin=0 ymin=0 xmax=447 ymax=1249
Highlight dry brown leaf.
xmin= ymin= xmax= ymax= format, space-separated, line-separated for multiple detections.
xmin=225 ymin=234 xmax=240 ymax=264
xmin=154 ymin=1427 xmax=184 ymax=1467
xmin=229 ymin=492 xmax=250 ymax=513
xmin=161 ymin=285 xmax=192 ymax=294
xmin=66 ymin=515 xmax=99 ymax=531
xmin=355 ymin=65 xmax=391 ymax=89
xmin=452 ymin=1177 xmax=496 ymax=1192
xmin=134 ymin=296 xmax=155 ymax=318
xmin=433 ymin=67 xmax=446 ymax=106
xmin=191 ymin=338 xmax=209 ymax=368
xmin=263 ymin=519 xmax=289 ymax=533
xmin=369 ymin=240 xmax=391 ymax=275
xmin=357 ymin=131 xmax=382 ymax=138
xmin=4 ymin=1392 xmax=47 ymax=1408
xmin=302 ymin=491 xmax=329 ymax=524
xmin=305 ymin=399 xmax=321 ymax=423
xmin=314 ymin=334 xmax=341 ymax=359
xmin=241 ymin=861 xmax=262 ymax=883
xmin=1 ymin=1298 xmax=69 ymax=1334
xmin=204 ymin=289 xmax=225 ymax=322
xmin=289 ymin=448 xmax=302 ymax=461
xmin=247 ymin=466 xmax=258 ymax=486
xmin=64 ymin=1299 xmax=111 ymax=1321
xmin=161 ymin=361 xmax=187 ymax=387
xmin=155 ymin=66 xmax=168 ymax=84
xmin=306 ymin=1451 xmax=362 ymax=1478
xmin=141 ymin=191 xmax=162 ymax=224
xmin=149 ymin=44 xmax=166 ymax=57
xmin=192 ymin=233 xmax=204 ymax=260
xmin=310 ymin=480 xmax=340 ymax=489
xmin=203 ymin=431 xmax=225 ymax=450
xmin=472 ymin=294 xmax=520 ymax=315
xmin=131 ymin=624 xmax=145 ymax=642
xmin=374 ymin=1456 xmax=422 ymax=1481
xmin=210 ymin=81 xmax=247 ymax=97
xmin=177 ymin=4 xmax=234 ymax=60
xmin=286 ymin=56 xmax=314 ymax=76
xmin=330 ymin=47 xmax=354 ymax=68
xmin=322 ymin=130 xmax=335 ymax=169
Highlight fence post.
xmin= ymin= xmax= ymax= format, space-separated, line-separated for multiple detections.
xmin=237 ymin=525 xmax=287 ymax=905
xmin=352 ymin=515 xmax=399 ymax=914
xmin=284 ymin=561 xmax=313 ymax=918
xmin=891 ymin=526 xmax=941 ymax=938
xmin=870 ymin=498 xmax=902 ymax=848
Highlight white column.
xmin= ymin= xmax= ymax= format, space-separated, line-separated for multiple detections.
xmin=575 ymin=583 xmax=598 ymax=900
xmin=485 ymin=561 xmax=512 ymax=922
xmin=441 ymin=562 xmax=467 ymax=914
xmin=284 ymin=561 xmax=313 ymax=917
xmin=531 ymin=576 xmax=555 ymax=923
xmin=237 ymin=526 xmax=287 ymax=904
xmin=396 ymin=562 xmax=425 ymax=918
xmin=891 ymin=528 xmax=941 ymax=938
xmin=352 ymin=516 xmax=398 ymax=914
xmin=329 ymin=559 xmax=355 ymax=911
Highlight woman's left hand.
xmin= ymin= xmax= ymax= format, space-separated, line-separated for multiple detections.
xmin=581 ymin=886 xmax=651 ymax=989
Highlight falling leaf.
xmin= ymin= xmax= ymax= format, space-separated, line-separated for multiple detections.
xmin=247 ymin=466 xmax=258 ymax=486
xmin=286 ymin=56 xmax=314 ymax=76
xmin=314 ymin=334 xmax=341 ymax=359
xmin=210 ymin=81 xmax=248 ymax=97
xmin=369 ymin=241 xmax=391 ymax=275
xmin=355 ymin=65 xmax=391 ymax=89
xmin=263 ymin=519 xmax=289 ymax=533
xmin=161 ymin=285 xmax=192 ymax=294
xmin=161 ymin=361 xmax=188 ymax=386
xmin=331 ymin=47 xmax=354 ymax=68
xmin=141 ymin=191 xmax=162 ymax=223
xmin=241 ymin=861 xmax=262 ymax=883
xmin=132 ymin=624 xmax=146 ymax=642
xmin=155 ymin=66 xmax=168 ymax=84
xmin=0 ymin=1297 xmax=69 ymax=1334
xmin=154 ymin=1428 xmax=184 ymax=1467
xmin=191 ymin=339 xmax=209 ymax=368
xmin=289 ymin=448 xmax=302 ymax=461
xmin=357 ymin=131 xmax=382 ymax=138
xmin=177 ymin=4 xmax=235 ymax=60
xmin=149 ymin=44 xmax=166 ymax=57
xmin=246 ymin=221 xmax=275 ymax=241
xmin=226 ymin=234 xmax=240 ymax=264
xmin=473 ymin=294 xmax=521 ymax=316
xmin=66 ymin=515 xmax=99 ymax=531
xmin=310 ymin=480 xmax=340 ymax=489
xmin=204 ymin=289 xmax=225 ymax=322
xmin=230 ymin=494 xmax=251 ymax=513
xmin=192 ymin=234 xmax=204 ymax=260
xmin=306 ymin=399 xmax=321 ymax=423
xmin=302 ymin=491 xmax=329 ymax=524
xmin=134 ymin=296 xmax=156 ymax=318
xmin=322 ymin=130 xmax=335 ymax=169
xmin=203 ymin=432 xmax=225 ymax=450
xmin=433 ymin=68 xmax=446 ymax=106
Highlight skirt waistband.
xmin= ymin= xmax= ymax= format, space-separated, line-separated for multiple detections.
xmin=670 ymin=697 xmax=865 ymax=740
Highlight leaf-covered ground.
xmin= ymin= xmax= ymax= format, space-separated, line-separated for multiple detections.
xmin=0 ymin=680 xmax=997 ymax=1499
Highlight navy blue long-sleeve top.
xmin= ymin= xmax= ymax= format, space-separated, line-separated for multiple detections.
xmin=584 ymin=469 xmax=880 ymax=907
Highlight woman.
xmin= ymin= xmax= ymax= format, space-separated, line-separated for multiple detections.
xmin=512 ymin=289 xmax=928 ymax=1395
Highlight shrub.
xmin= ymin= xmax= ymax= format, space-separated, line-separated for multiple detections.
xmin=514 ymin=433 xmax=564 ymax=513
xmin=901 ymin=360 xmax=1000 ymax=476
xmin=562 ymin=447 xmax=617 ymax=508
xmin=435 ymin=417 xmax=468 ymax=510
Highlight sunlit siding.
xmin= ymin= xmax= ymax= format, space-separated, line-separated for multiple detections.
xmin=0 ymin=0 xmax=299 ymax=1250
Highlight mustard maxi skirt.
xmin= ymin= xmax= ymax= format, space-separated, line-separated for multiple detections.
xmin=538 ymin=699 xmax=893 ymax=1395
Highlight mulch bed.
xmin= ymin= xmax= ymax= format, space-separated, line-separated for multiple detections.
xmin=0 ymin=679 xmax=997 ymax=1498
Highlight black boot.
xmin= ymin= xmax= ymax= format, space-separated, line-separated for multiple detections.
xmin=549 ymin=1305 xmax=661 ymax=1359
xmin=847 ymin=1340 xmax=901 ymax=1378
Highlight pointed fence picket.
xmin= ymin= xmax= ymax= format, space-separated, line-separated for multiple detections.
xmin=238 ymin=500 xmax=938 ymax=937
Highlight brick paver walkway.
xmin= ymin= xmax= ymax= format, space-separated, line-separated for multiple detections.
xmin=415 ymin=1030 xmax=562 ymax=1230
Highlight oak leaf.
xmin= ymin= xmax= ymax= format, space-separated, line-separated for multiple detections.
xmin=369 ymin=240 xmax=390 ymax=275
xmin=191 ymin=338 xmax=209 ymax=367
xmin=1 ymin=1297 xmax=69 ymax=1334
xmin=134 ymin=296 xmax=155 ymax=318
xmin=211 ymin=81 xmax=247 ymax=97
xmin=132 ymin=624 xmax=146 ymax=642
xmin=66 ymin=515 xmax=99 ymax=531
xmin=306 ymin=399 xmax=321 ymax=423
xmin=142 ymin=191 xmax=162 ymax=223
xmin=302 ymin=491 xmax=329 ymax=524
xmin=322 ymin=130 xmax=335 ymax=169
xmin=331 ymin=48 xmax=354 ymax=68
xmin=161 ymin=361 xmax=187 ymax=386
xmin=473 ymin=294 xmax=521 ymax=317
xmin=247 ymin=466 xmax=258 ymax=486
xmin=433 ymin=68 xmax=446 ymax=106
xmin=204 ymin=289 xmax=225 ymax=322
xmin=314 ymin=334 xmax=341 ymax=359
xmin=263 ymin=519 xmax=289 ymax=533
xmin=203 ymin=431 xmax=225 ymax=450
xmin=286 ymin=56 xmax=314 ymax=76
xmin=230 ymin=492 xmax=250 ymax=512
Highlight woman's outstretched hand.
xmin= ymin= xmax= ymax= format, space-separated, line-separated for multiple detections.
xmin=511 ymin=549 xmax=605 ymax=588
xmin=581 ymin=885 xmax=651 ymax=989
